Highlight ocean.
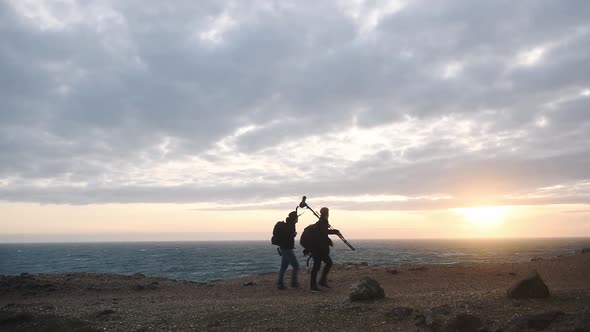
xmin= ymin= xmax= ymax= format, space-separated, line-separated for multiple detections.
xmin=1 ymin=238 xmax=589 ymax=282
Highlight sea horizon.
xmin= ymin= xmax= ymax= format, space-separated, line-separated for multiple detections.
xmin=2 ymin=238 xmax=590 ymax=282
xmin=2 ymin=235 xmax=590 ymax=245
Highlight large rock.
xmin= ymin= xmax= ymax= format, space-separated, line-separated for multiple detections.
xmin=507 ymin=270 xmax=550 ymax=299
xmin=349 ymin=277 xmax=385 ymax=302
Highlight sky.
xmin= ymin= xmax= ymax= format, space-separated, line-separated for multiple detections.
xmin=1 ymin=0 xmax=589 ymax=242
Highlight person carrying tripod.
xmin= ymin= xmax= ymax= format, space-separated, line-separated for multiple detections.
xmin=298 ymin=196 xmax=354 ymax=292
xmin=309 ymin=207 xmax=341 ymax=292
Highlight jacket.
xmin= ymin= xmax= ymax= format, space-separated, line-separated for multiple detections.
xmin=314 ymin=217 xmax=334 ymax=255
xmin=280 ymin=221 xmax=297 ymax=249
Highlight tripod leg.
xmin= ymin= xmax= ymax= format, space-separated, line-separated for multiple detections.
xmin=337 ymin=234 xmax=355 ymax=250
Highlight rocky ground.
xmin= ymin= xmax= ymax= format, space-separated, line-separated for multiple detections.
xmin=1 ymin=251 xmax=590 ymax=331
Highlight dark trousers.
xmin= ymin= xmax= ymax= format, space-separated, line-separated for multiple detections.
xmin=310 ymin=253 xmax=333 ymax=288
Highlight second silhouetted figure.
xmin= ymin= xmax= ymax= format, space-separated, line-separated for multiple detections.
xmin=308 ymin=207 xmax=340 ymax=292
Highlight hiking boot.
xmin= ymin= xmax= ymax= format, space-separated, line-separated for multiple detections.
xmin=291 ymin=283 xmax=300 ymax=289
xmin=318 ymin=282 xmax=331 ymax=288
xmin=310 ymin=287 xmax=322 ymax=293
xmin=277 ymin=284 xmax=286 ymax=290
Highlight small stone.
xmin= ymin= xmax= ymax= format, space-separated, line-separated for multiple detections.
xmin=456 ymin=301 xmax=479 ymax=311
xmin=446 ymin=313 xmax=483 ymax=332
xmin=430 ymin=304 xmax=452 ymax=316
xmin=408 ymin=266 xmax=428 ymax=271
xmin=96 ymin=309 xmax=116 ymax=318
xmin=414 ymin=313 xmax=425 ymax=325
xmin=386 ymin=307 xmax=415 ymax=321
xmin=241 ymin=281 xmax=255 ymax=287
xmin=416 ymin=313 xmax=442 ymax=329
xmin=506 ymin=311 xmax=564 ymax=331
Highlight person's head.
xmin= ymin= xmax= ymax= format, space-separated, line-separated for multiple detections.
xmin=286 ymin=211 xmax=298 ymax=224
xmin=320 ymin=207 xmax=329 ymax=218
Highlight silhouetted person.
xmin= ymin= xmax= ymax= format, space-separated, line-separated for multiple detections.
xmin=277 ymin=211 xmax=299 ymax=289
xmin=310 ymin=207 xmax=341 ymax=292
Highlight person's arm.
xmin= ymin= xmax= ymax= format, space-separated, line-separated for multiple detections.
xmin=290 ymin=223 xmax=297 ymax=237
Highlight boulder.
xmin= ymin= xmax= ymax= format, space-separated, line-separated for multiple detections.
xmin=349 ymin=277 xmax=385 ymax=302
xmin=507 ymin=270 xmax=550 ymax=299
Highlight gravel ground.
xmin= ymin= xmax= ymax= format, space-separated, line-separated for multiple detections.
xmin=1 ymin=252 xmax=589 ymax=331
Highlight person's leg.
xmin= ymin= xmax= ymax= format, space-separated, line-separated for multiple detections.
xmin=318 ymin=255 xmax=333 ymax=287
xmin=277 ymin=251 xmax=289 ymax=289
xmin=310 ymin=254 xmax=322 ymax=291
xmin=284 ymin=249 xmax=300 ymax=287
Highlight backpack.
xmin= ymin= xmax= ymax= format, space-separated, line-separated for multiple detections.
xmin=271 ymin=221 xmax=288 ymax=247
xmin=299 ymin=224 xmax=319 ymax=256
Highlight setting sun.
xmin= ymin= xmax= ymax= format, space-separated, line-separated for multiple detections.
xmin=452 ymin=206 xmax=511 ymax=228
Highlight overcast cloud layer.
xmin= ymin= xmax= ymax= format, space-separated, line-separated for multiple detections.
xmin=1 ymin=0 xmax=589 ymax=209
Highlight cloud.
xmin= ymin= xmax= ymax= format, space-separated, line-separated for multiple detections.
xmin=1 ymin=0 xmax=589 ymax=209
